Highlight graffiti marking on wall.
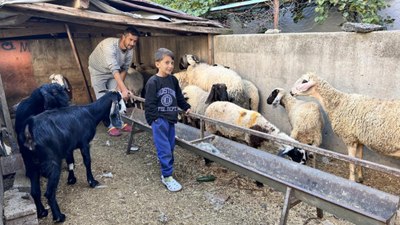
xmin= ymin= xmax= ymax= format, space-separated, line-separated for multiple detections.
xmin=0 ymin=41 xmax=30 ymax=52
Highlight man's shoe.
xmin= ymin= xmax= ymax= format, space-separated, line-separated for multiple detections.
xmin=108 ymin=127 xmax=122 ymax=137
xmin=121 ymin=123 xmax=132 ymax=132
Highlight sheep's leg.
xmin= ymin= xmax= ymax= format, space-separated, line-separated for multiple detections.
xmin=30 ymin=171 xmax=48 ymax=218
xmin=80 ymin=145 xmax=99 ymax=188
xmin=355 ymin=144 xmax=364 ymax=183
xmin=347 ymin=144 xmax=357 ymax=182
xmin=66 ymin=153 xmax=77 ymax=185
xmin=44 ymin=164 xmax=65 ymax=222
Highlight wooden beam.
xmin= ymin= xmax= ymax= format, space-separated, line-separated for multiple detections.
xmin=0 ymin=75 xmax=15 ymax=140
xmin=65 ymin=24 xmax=93 ymax=102
xmin=73 ymin=0 xmax=90 ymax=9
xmin=0 ymin=23 xmax=66 ymax=39
xmin=108 ymin=0 xmax=207 ymax=21
xmin=4 ymin=3 xmax=230 ymax=34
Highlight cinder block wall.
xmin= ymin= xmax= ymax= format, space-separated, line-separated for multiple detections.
xmin=213 ymin=31 xmax=400 ymax=169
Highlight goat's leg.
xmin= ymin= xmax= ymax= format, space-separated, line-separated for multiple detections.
xmin=65 ymin=153 xmax=77 ymax=185
xmin=44 ymin=164 xmax=65 ymax=222
xmin=355 ymin=144 xmax=364 ymax=183
xmin=30 ymin=171 xmax=48 ymax=218
xmin=347 ymin=144 xmax=357 ymax=182
xmin=80 ymin=145 xmax=99 ymax=187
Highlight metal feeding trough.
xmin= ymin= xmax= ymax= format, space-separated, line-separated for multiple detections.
xmin=123 ymin=106 xmax=399 ymax=225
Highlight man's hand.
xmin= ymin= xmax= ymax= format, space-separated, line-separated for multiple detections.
xmin=121 ymin=89 xmax=132 ymax=100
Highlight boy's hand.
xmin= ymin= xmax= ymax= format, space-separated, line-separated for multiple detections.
xmin=185 ymin=108 xmax=191 ymax=114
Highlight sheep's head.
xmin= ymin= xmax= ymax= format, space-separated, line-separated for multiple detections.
xmin=278 ymin=147 xmax=308 ymax=165
xmin=290 ymin=73 xmax=318 ymax=96
xmin=266 ymin=88 xmax=285 ymax=108
xmin=205 ymin=83 xmax=229 ymax=104
xmin=179 ymin=54 xmax=199 ymax=70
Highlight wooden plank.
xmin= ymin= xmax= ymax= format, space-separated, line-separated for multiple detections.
xmin=108 ymin=0 xmax=207 ymax=21
xmin=0 ymin=74 xmax=14 ymax=140
xmin=4 ymin=3 xmax=230 ymax=34
xmin=65 ymin=24 xmax=93 ymax=102
xmin=73 ymin=0 xmax=89 ymax=9
xmin=0 ymin=23 xmax=66 ymax=39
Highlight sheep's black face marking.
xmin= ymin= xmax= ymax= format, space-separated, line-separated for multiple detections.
xmin=302 ymin=79 xmax=308 ymax=84
xmin=266 ymin=89 xmax=279 ymax=105
xmin=278 ymin=147 xmax=308 ymax=165
xmin=179 ymin=55 xmax=189 ymax=70
xmin=205 ymin=83 xmax=229 ymax=104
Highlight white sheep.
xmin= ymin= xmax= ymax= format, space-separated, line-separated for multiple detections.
xmin=291 ymin=72 xmax=400 ymax=182
xmin=267 ymin=88 xmax=323 ymax=147
xmin=204 ymin=101 xmax=308 ymax=164
xmin=179 ymin=55 xmax=250 ymax=109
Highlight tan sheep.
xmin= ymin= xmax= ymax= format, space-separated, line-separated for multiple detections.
xmin=291 ymin=72 xmax=400 ymax=182
xmin=204 ymin=101 xmax=308 ymax=164
xmin=267 ymin=88 xmax=323 ymax=147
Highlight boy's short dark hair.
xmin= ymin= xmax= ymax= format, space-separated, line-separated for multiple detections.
xmin=155 ymin=48 xmax=174 ymax=62
xmin=124 ymin=27 xmax=140 ymax=37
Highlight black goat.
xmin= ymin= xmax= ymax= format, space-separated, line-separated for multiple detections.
xmin=22 ymin=91 xmax=123 ymax=222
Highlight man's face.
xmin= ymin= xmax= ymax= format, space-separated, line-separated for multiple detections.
xmin=122 ymin=33 xmax=138 ymax=50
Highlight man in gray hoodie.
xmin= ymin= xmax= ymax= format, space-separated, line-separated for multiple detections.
xmin=89 ymin=27 xmax=140 ymax=136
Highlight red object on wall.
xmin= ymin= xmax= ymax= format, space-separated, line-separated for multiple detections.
xmin=0 ymin=40 xmax=37 ymax=107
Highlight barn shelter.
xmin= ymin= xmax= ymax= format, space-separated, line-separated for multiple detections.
xmin=0 ymin=0 xmax=230 ymax=107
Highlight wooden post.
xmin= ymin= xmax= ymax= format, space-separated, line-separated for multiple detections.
xmin=0 ymin=74 xmax=15 ymax=139
xmin=273 ymin=0 xmax=279 ymax=30
xmin=207 ymin=34 xmax=214 ymax=65
xmin=65 ymin=24 xmax=94 ymax=102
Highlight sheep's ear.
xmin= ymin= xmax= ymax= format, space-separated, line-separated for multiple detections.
xmin=205 ymin=86 xmax=217 ymax=104
xmin=266 ymin=89 xmax=279 ymax=105
xmin=179 ymin=55 xmax=188 ymax=70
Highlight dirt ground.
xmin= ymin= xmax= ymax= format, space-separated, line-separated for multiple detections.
xmin=36 ymin=125 xmax=399 ymax=225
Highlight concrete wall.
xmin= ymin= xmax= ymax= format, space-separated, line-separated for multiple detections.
xmin=213 ymin=31 xmax=400 ymax=169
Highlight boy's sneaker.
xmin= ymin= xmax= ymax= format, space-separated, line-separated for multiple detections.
xmin=120 ymin=123 xmax=132 ymax=132
xmin=161 ymin=175 xmax=182 ymax=192
xmin=108 ymin=127 xmax=121 ymax=137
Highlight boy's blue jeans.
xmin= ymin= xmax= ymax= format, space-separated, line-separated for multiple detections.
xmin=151 ymin=118 xmax=176 ymax=177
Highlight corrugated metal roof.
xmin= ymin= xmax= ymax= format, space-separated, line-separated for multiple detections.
xmin=0 ymin=0 xmax=230 ymax=35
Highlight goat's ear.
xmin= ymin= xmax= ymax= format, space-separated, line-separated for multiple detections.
xmin=40 ymin=88 xmax=57 ymax=109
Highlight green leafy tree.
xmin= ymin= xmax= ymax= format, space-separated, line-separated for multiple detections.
xmin=290 ymin=0 xmax=392 ymax=25
xmin=152 ymin=0 xmax=241 ymax=16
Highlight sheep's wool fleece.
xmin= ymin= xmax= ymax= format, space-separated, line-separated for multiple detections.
xmin=281 ymin=92 xmax=323 ymax=146
xmin=187 ymin=63 xmax=246 ymax=103
xmin=308 ymin=74 xmax=400 ymax=156
xmin=182 ymin=85 xmax=209 ymax=115
xmin=205 ymin=101 xmax=275 ymax=141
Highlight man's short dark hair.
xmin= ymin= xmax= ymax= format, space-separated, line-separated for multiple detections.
xmin=124 ymin=27 xmax=140 ymax=37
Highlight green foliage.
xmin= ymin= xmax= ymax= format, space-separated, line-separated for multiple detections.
xmin=314 ymin=0 xmax=392 ymax=24
xmin=152 ymin=0 xmax=216 ymax=16
xmin=151 ymin=0 xmax=241 ymax=16
xmin=291 ymin=0 xmax=392 ymax=25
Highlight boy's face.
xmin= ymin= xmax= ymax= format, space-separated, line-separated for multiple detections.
xmin=155 ymin=55 xmax=174 ymax=76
